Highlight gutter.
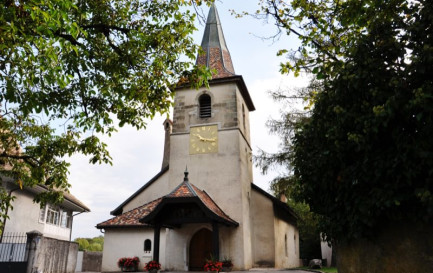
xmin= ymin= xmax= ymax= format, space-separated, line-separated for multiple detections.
xmin=70 ymin=211 xmax=85 ymax=241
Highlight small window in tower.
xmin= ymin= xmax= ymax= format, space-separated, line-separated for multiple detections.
xmin=199 ymin=94 xmax=212 ymax=118
xmin=144 ymin=239 xmax=152 ymax=253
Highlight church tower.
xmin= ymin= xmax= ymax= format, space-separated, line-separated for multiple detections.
xmin=168 ymin=4 xmax=256 ymax=269
xmin=97 ymin=4 xmax=300 ymax=272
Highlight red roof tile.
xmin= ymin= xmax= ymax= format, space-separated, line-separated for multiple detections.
xmin=196 ymin=4 xmax=236 ymax=79
xmin=190 ymin=183 xmax=237 ymax=225
xmin=97 ymin=198 xmax=162 ymax=228
xmin=97 ymin=180 xmax=238 ymax=228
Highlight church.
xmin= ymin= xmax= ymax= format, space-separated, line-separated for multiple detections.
xmin=97 ymin=4 xmax=300 ymax=272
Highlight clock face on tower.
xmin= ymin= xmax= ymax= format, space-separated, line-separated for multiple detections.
xmin=189 ymin=125 xmax=218 ymax=154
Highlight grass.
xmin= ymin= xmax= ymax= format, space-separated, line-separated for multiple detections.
xmin=294 ymin=266 xmax=338 ymax=273
xmin=319 ymin=267 xmax=338 ymax=273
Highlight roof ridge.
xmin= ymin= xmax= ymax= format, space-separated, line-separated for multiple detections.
xmin=185 ymin=181 xmax=198 ymax=196
xmin=167 ymin=180 xmax=197 ymax=197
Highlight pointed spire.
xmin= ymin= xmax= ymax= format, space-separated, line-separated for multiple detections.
xmin=184 ymin=166 xmax=189 ymax=182
xmin=196 ymin=4 xmax=236 ymax=78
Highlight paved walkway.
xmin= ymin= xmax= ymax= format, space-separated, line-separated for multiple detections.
xmin=87 ymin=270 xmax=315 ymax=273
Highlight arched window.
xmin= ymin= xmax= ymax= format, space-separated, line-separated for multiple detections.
xmin=199 ymin=94 xmax=211 ymax=118
xmin=144 ymin=239 xmax=152 ymax=253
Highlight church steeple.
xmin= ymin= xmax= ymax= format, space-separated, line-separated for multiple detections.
xmin=196 ymin=4 xmax=236 ymax=78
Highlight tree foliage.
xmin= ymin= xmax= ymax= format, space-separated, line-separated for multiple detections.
xmin=286 ymin=196 xmax=321 ymax=260
xmin=256 ymin=0 xmax=433 ymax=242
xmin=0 ymin=0 xmax=212 ymax=219
xmin=75 ymin=235 xmax=104 ymax=252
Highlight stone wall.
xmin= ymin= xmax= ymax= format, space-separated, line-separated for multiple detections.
xmin=172 ymin=83 xmax=240 ymax=134
xmin=27 ymin=232 xmax=78 ymax=273
xmin=82 ymin=251 xmax=102 ymax=272
xmin=337 ymin=223 xmax=433 ymax=273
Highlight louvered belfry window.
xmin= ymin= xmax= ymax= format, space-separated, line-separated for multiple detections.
xmin=199 ymin=94 xmax=211 ymax=118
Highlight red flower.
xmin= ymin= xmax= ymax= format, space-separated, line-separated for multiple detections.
xmin=117 ymin=257 xmax=140 ymax=268
xmin=144 ymin=260 xmax=161 ymax=271
xmin=204 ymin=261 xmax=223 ymax=272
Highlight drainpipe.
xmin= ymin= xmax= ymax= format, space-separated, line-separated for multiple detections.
xmin=70 ymin=211 xmax=85 ymax=241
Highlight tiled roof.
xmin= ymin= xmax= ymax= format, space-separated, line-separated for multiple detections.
xmin=196 ymin=4 xmax=236 ymax=79
xmin=165 ymin=180 xmax=238 ymax=225
xmin=22 ymin=184 xmax=90 ymax=212
xmin=97 ymin=174 xmax=238 ymax=229
xmin=193 ymin=184 xmax=237 ymax=225
xmin=96 ymin=198 xmax=162 ymax=228
xmin=167 ymin=179 xmax=197 ymax=197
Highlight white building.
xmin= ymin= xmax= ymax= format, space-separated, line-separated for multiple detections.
xmin=97 ymin=4 xmax=301 ymax=272
xmin=1 ymin=181 xmax=90 ymax=241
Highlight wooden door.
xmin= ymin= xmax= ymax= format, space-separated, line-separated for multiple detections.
xmin=189 ymin=228 xmax=212 ymax=271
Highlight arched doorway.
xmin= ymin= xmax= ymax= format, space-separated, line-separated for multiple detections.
xmin=189 ymin=228 xmax=212 ymax=271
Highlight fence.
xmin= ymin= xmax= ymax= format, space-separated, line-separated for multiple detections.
xmin=0 ymin=232 xmax=28 ymax=273
xmin=0 ymin=232 xmax=27 ymax=262
xmin=0 ymin=231 xmax=79 ymax=273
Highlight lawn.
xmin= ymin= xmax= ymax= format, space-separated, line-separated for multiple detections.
xmin=319 ymin=267 xmax=338 ymax=273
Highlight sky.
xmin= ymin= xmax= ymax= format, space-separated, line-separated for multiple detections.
xmin=68 ymin=1 xmax=309 ymax=239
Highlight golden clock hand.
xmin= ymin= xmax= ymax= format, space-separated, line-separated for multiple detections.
xmin=193 ymin=134 xmax=205 ymax=141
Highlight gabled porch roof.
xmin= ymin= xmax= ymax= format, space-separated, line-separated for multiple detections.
xmin=139 ymin=170 xmax=238 ymax=227
xmin=97 ymin=169 xmax=238 ymax=229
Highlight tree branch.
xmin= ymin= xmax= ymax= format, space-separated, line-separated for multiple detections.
xmin=81 ymin=24 xmax=131 ymax=34
xmin=0 ymin=151 xmax=39 ymax=167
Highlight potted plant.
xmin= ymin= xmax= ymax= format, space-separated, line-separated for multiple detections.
xmin=221 ymin=257 xmax=233 ymax=272
xmin=118 ymin=257 xmax=140 ymax=272
xmin=144 ymin=260 xmax=161 ymax=273
xmin=204 ymin=257 xmax=223 ymax=273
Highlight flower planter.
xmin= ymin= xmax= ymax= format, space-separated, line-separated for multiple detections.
xmin=118 ymin=257 xmax=140 ymax=272
xmin=144 ymin=260 xmax=161 ymax=273
xmin=121 ymin=266 xmax=138 ymax=272
xmin=221 ymin=266 xmax=233 ymax=272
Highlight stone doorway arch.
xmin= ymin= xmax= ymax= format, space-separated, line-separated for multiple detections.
xmin=189 ymin=228 xmax=212 ymax=271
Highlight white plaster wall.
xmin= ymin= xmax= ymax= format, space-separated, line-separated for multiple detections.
xmin=168 ymin=130 xmax=253 ymax=269
xmin=167 ymin=81 xmax=255 ymax=269
xmin=4 ymin=190 xmax=45 ymax=234
xmin=165 ymin=224 xmax=209 ymax=271
xmin=102 ymin=228 xmax=166 ymax=272
xmin=164 ymin=223 xmax=241 ymax=271
xmin=122 ymin=171 xmax=170 ymax=213
xmin=76 ymin=251 xmax=84 ymax=272
xmin=174 ymin=83 xmax=241 ymax=132
xmin=250 ymin=189 xmax=275 ymax=267
xmin=237 ymin=133 xmax=253 ymax=269
xmin=236 ymin=89 xmax=251 ymax=145
xmin=274 ymin=218 xmax=301 ymax=268
xmin=4 ymin=190 xmax=71 ymax=241
xmin=43 ymin=223 xmax=70 ymax=240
